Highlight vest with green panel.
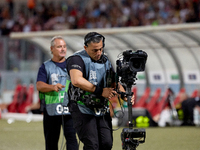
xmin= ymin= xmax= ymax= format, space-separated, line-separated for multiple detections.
xmin=67 ymin=50 xmax=112 ymax=116
xmin=39 ymin=59 xmax=70 ymax=116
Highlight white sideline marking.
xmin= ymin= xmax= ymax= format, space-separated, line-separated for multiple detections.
xmin=1 ymin=112 xmax=43 ymax=123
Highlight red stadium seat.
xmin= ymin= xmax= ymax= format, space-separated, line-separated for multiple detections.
xmin=151 ymin=89 xmax=170 ymax=117
xmin=146 ymin=88 xmax=161 ymax=114
xmin=7 ymin=84 xmax=23 ymax=113
xmin=134 ymin=87 xmax=150 ymax=108
xmin=132 ymin=87 xmax=137 ymax=103
xmin=173 ymin=88 xmax=185 ymax=106
xmin=18 ymin=84 xmax=34 ymax=113
xmin=191 ymin=89 xmax=198 ymax=98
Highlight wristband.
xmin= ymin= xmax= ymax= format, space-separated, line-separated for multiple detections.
xmin=94 ymin=86 xmax=103 ymax=96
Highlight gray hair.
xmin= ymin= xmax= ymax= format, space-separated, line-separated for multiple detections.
xmin=50 ymin=36 xmax=65 ymax=47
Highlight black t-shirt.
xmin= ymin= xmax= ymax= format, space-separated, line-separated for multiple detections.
xmin=37 ymin=59 xmax=67 ymax=83
xmin=67 ymin=55 xmax=86 ymax=77
xmin=67 ymin=54 xmax=115 ymax=80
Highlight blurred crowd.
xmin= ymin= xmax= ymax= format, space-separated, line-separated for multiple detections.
xmin=0 ymin=0 xmax=200 ymax=35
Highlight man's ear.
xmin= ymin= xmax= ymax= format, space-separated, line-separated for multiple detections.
xmin=50 ymin=46 xmax=53 ymax=54
xmin=84 ymin=45 xmax=88 ymax=52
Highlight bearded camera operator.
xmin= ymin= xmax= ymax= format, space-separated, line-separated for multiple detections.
xmin=65 ymin=32 xmax=134 ymax=150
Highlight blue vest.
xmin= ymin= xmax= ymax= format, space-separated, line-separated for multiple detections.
xmin=69 ymin=50 xmax=113 ymax=116
xmin=39 ymin=60 xmax=70 ymax=116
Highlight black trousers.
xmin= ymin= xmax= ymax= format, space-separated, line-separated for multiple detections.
xmin=182 ymin=99 xmax=195 ymax=123
xmin=69 ymin=103 xmax=113 ymax=150
xmin=43 ymin=109 xmax=78 ymax=150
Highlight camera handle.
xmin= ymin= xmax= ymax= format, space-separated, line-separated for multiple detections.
xmin=126 ymin=86 xmax=134 ymax=129
xmin=116 ymin=85 xmax=133 ymax=129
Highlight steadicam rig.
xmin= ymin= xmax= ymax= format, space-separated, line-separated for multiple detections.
xmin=116 ymin=50 xmax=148 ymax=150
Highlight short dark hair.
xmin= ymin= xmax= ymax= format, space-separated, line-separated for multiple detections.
xmin=84 ymin=32 xmax=105 ymax=47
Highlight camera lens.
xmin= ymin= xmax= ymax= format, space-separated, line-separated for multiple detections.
xmin=133 ymin=62 xmax=140 ymax=69
xmin=129 ymin=57 xmax=144 ymax=72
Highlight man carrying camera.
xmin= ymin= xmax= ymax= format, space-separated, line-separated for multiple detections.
xmin=66 ymin=32 xmax=134 ymax=150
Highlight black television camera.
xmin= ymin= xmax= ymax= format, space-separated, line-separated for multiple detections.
xmin=116 ymin=50 xmax=147 ymax=150
xmin=116 ymin=50 xmax=147 ymax=87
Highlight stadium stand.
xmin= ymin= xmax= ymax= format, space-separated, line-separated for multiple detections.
xmin=0 ymin=0 xmax=199 ymax=36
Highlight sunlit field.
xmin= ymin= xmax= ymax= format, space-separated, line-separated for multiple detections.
xmin=0 ymin=119 xmax=200 ymax=150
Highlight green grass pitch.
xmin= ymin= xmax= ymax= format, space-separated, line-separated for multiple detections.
xmin=0 ymin=119 xmax=200 ymax=150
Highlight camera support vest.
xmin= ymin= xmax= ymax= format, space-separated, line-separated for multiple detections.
xmin=68 ymin=50 xmax=112 ymax=116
